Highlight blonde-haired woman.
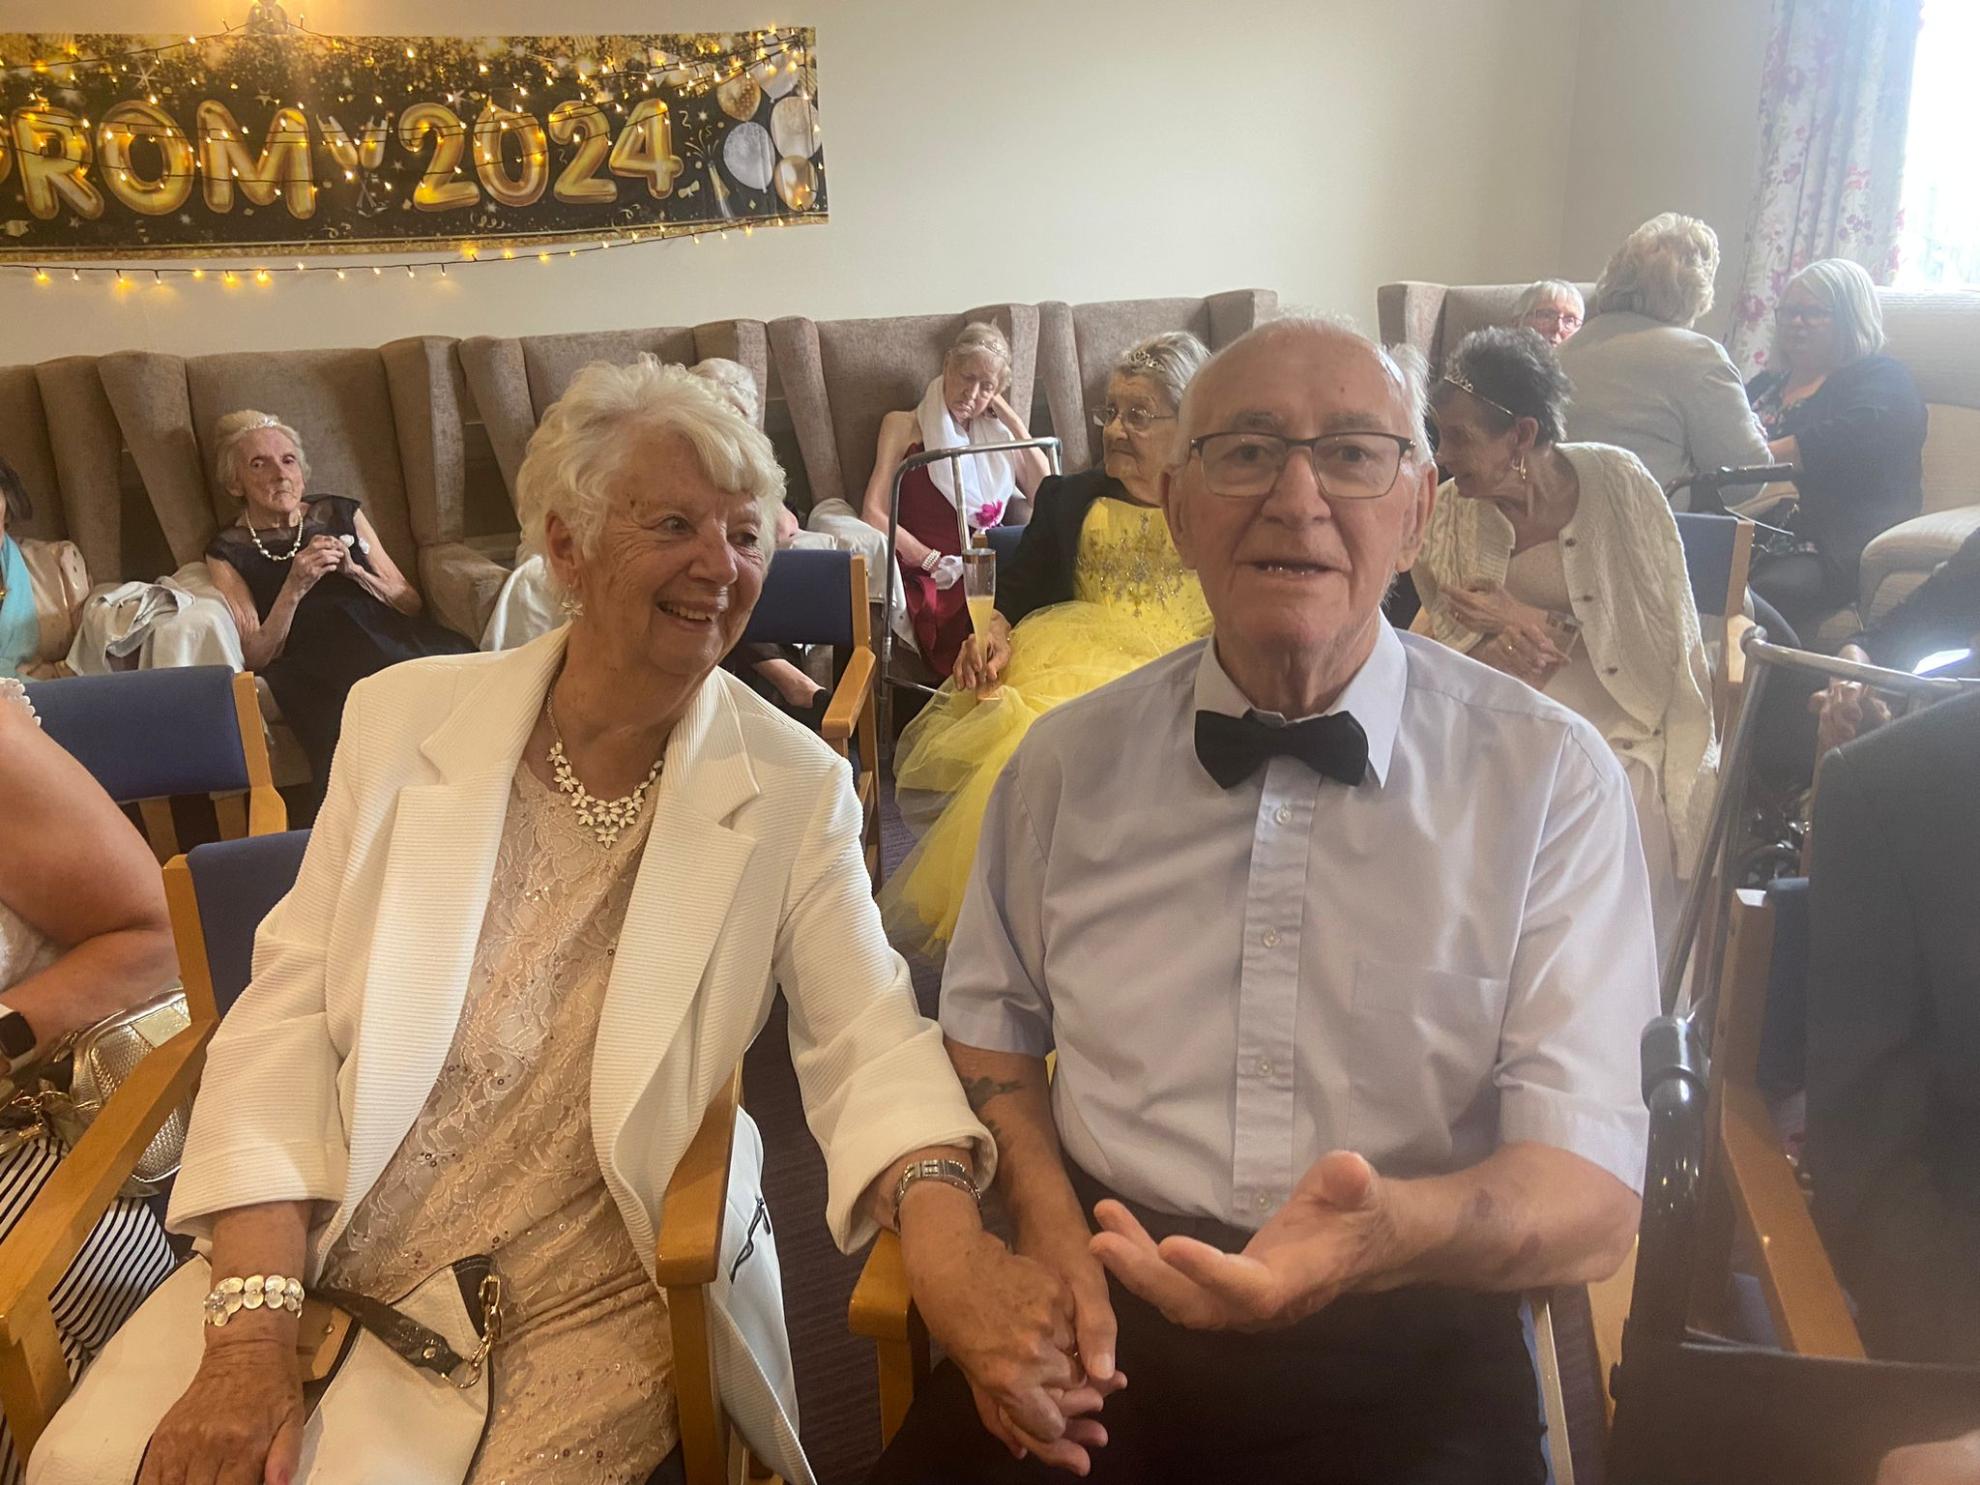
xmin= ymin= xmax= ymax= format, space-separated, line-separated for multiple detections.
xmin=203 ymin=409 xmax=473 ymax=803
xmin=1559 ymin=212 xmax=1771 ymax=494
xmin=881 ymin=332 xmax=1213 ymax=954
xmin=860 ymin=321 xmax=1050 ymax=675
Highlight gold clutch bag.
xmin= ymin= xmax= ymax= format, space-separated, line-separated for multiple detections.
xmin=0 ymin=989 xmax=195 ymax=1196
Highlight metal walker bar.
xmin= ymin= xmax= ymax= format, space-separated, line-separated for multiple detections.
xmin=877 ymin=436 xmax=1064 ymax=748
xmin=1661 ymin=625 xmax=1978 ymax=1023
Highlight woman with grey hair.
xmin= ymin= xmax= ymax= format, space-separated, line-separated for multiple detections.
xmin=1514 ymin=279 xmax=1585 ymax=347
xmin=49 ymin=359 xmax=1093 ymax=1485
xmin=881 ymin=331 xmax=1213 ymax=953
xmin=1558 ymin=212 xmax=1773 ymax=493
xmin=203 ymin=408 xmax=473 ymax=805
xmin=1417 ymin=327 xmax=1715 ymax=953
xmin=1742 ymin=257 xmax=1927 ymax=634
xmin=859 ymin=320 xmax=1051 ymax=675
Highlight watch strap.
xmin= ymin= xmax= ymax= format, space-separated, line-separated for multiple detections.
xmin=893 ymin=1157 xmax=981 ymax=1225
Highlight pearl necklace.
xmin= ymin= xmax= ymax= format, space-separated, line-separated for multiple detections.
xmin=546 ymin=696 xmax=663 ymax=848
xmin=246 ymin=517 xmax=305 ymax=563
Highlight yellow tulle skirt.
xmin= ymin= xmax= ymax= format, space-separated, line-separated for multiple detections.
xmin=880 ymin=599 xmax=1209 ymax=955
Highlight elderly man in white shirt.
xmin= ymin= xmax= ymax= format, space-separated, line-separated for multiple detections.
xmin=870 ymin=318 xmax=1656 ymax=1485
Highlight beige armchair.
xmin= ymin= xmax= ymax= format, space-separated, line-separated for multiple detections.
xmin=1037 ymin=290 xmax=1278 ymax=471
xmin=1848 ymin=290 xmax=1980 ymax=633
xmin=0 ymin=356 xmax=143 ymax=585
xmin=1376 ymin=280 xmax=1596 ymax=370
xmin=768 ymin=305 xmax=1040 ymax=516
xmin=460 ymin=321 xmax=770 ymax=508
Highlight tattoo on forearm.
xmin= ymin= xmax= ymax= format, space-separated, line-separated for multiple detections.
xmin=960 ymin=1075 xmax=1023 ymax=1113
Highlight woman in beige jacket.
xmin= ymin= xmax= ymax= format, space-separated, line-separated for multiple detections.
xmin=1417 ymin=327 xmax=1717 ymax=954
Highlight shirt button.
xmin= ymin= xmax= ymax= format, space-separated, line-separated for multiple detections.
xmin=1261 ymin=928 xmax=1280 ymax=949
xmin=1256 ymin=1193 xmax=1271 ymax=1212
xmin=1256 ymin=1058 xmax=1272 ymax=1078
xmin=1273 ymin=804 xmax=1292 ymax=826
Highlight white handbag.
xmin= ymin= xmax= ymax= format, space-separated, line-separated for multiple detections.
xmin=28 ymin=1254 xmax=500 ymax=1485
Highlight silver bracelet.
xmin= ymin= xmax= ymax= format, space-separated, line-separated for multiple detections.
xmin=893 ymin=1158 xmax=981 ymax=1227
xmin=204 ymin=1273 xmax=305 ymax=1327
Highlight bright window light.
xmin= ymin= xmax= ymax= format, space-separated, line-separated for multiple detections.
xmin=1895 ymin=1 xmax=1980 ymax=288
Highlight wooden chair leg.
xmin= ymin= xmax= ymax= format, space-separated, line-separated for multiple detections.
xmin=0 ymin=1305 xmax=71 ymax=1463
xmin=211 ymin=791 xmax=248 ymax=842
xmin=136 ymin=798 xmax=179 ymax=862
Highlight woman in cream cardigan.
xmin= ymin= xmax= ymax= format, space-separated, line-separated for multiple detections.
xmin=35 ymin=360 xmax=1102 ymax=1485
xmin=1417 ymin=328 xmax=1716 ymax=952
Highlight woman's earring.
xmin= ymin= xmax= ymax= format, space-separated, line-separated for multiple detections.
xmin=1514 ymin=453 xmax=1529 ymax=482
xmin=559 ymin=593 xmax=584 ymax=618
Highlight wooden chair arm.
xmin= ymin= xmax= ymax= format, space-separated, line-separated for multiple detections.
xmin=1720 ymin=1082 xmax=1864 ymax=1358
xmin=1587 ymin=1238 xmax=1636 ymax=1425
xmin=0 ymin=1021 xmax=210 ymax=1340
xmin=656 ymin=1070 xmax=741 ymax=1289
xmin=849 ymin=1228 xmax=914 ymax=1341
xmin=246 ymin=785 xmax=288 ymax=837
xmin=820 ymin=647 xmax=876 ymax=746
xmin=1725 ymin=613 xmax=1755 ymax=692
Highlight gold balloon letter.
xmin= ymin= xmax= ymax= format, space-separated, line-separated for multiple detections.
xmin=98 ymin=101 xmax=195 ymax=216
xmin=196 ymin=101 xmax=317 ymax=218
xmin=397 ymin=103 xmax=478 ymax=211
xmin=10 ymin=107 xmax=106 ymax=221
xmin=473 ymin=102 xmax=548 ymax=209
xmin=607 ymin=99 xmax=682 ymax=200
xmin=548 ymin=101 xmax=616 ymax=205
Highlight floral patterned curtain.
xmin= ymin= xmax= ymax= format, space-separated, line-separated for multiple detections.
xmin=1726 ymin=0 xmax=1923 ymax=375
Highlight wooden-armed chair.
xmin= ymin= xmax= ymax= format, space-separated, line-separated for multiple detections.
xmin=0 ymin=830 xmax=777 ymax=1484
xmin=24 ymin=667 xmax=286 ymax=859
xmin=1672 ymin=512 xmax=1756 ymax=730
xmin=739 ymin=549 xmax=880 ymax=884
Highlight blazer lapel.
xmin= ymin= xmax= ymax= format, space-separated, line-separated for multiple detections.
xmin=592 ymin=676 xmax=762 ymax=1254
xmin=337 ymin=631 xmax=569 ymax=1224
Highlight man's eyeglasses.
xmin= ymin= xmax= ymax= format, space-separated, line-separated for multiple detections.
xmin=1187 ymin=430 xmax=1415 ymax=500
xmin=1522 ymin=309 xmax=1582 ymax=332
xmin=1092 ymin=405 xmax=1176 ymax=434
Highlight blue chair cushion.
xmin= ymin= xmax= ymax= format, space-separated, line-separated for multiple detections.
xmin=25 ymin=667 xmax=250 ymax=804
xmin=985 ymin=524 xmax=1025 ymax=565
xmin=742 ymin=549 xmax=856 ymax=649
xmin=1674 ymin=513 xmax=1740 ymax=619
xmin=186 ymin=830 xmax=311 ymax=1017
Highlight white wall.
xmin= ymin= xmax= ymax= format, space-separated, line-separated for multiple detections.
xmin=0 ymin=0 xmax=1581 ymax=360
xmin=1558 ymin=0 xmax=1775 ymax=331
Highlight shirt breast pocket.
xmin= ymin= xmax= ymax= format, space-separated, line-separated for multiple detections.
xmin=1346 ymin=959 xmax=1509 ymax=1167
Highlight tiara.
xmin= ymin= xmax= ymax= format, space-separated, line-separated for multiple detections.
xmin=1124 ymin=347 xmax=1163 ymax=373
xmin=1440 ymin=372 xmax=1515 ymax=420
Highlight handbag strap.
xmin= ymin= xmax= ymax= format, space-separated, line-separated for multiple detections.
xmin=309 ymin=1285 xmax=472 ymax=1380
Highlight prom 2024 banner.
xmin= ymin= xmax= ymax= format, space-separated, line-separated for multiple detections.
xmin=0 ymin=23 xmax=826 ymax=257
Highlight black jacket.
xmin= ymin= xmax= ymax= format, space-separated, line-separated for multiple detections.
xmin=1747 ymin=355 xmax=1928 ymax=589
xmin=996 ymin=468 xmax=1132 ymax=626
xmin=1805 ymin=688 xmax=1980 ymax=1363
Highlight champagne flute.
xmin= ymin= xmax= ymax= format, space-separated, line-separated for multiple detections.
xmin=963 ymin=544 xmax=1001 ymax=698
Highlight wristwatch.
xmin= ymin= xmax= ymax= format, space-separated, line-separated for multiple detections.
xmin=892 ymin=1158 xmax=981 ymax=1227
xmin=0 ymin=1005 xmax=38 ymax=1074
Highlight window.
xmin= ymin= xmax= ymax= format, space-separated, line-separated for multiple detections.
xmin=1894 ymin=1 xmax=1980 ymax=288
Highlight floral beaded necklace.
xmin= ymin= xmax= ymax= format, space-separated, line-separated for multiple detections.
xmin=544 ymin=690 xmax=664 ymax=848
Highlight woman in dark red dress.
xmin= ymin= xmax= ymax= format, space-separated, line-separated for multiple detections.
xmin=858 ymin=322 xmax=1049 ymax=674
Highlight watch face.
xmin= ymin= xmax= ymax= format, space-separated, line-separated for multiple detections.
xmin=0 ymin=1010 xmax=35 ymax=1062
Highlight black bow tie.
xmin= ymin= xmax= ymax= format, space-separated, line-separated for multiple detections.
xmin=1194 ymin=710 xmax=1370 ymax=790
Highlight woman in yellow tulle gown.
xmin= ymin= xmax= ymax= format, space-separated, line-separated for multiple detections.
xmin=881 ymin=332 xmax=1211 ymax=954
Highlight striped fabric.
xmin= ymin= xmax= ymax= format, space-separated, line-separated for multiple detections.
xmin=0 ymin=1139 xmax=174 ymax=1485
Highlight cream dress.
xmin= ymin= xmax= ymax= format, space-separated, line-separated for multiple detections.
xmin=319 ymin=760 xmax=676 ymax=1484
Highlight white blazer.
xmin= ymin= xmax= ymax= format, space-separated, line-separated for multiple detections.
xmin=164 ymin=628 xmax=993 ymax=1484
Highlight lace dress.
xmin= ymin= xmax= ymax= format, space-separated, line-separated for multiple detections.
xmin=882 ymin=497 xmax=1213 ymax=951
xmin=320 ymin=761 xmax=675 ymax=1485
xmin=0 ymin=678 xmax=175 ymax=1485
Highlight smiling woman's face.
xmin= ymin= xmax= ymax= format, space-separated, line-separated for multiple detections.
xmin=551 ymin=426 xmax=769 ymax=685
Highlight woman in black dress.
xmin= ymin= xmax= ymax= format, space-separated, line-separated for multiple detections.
xmin=203 ymin=410 xmax=473 ymax=804
xmin=1743 ymin=258 xmax=1928 ymax=636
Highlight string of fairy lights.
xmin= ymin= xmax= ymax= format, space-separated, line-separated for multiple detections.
xmin=0 ymin=9 xmax=822 ymax=294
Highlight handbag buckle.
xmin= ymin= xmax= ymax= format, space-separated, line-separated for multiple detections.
xmin=451 ymin=1273 xmax=503 ymax=1390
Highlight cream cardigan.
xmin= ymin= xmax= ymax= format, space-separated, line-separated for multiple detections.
xmin=1415 ymin=442 xmax=1718 ymax=869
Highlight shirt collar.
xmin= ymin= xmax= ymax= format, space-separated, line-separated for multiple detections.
xmin=1192 ymin=619 xmax=1406 ymax=787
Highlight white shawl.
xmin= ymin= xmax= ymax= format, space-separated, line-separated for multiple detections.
xmin=1415 ymin=442 xmax=1719 ymax=869
xmin=914 ymin=377 xmax=1017 ymax=531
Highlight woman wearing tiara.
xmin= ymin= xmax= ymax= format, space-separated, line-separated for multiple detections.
xmin=203 ymin=409 xmax=474 ymax=806
xmin=880 ymin=332 xmax=1213 ymax=955
xmin=859 ymin=321 xmax=1051 ymax=675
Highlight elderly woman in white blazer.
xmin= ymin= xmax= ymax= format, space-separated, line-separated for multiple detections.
xmin=1417 ymin=328 xmax=1716 ymax=954
xmin=35 ymin=360 xmax=1101 ymax=1485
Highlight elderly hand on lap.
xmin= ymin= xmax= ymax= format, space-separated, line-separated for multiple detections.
xmin=1445 ymin=585 xmax=1569 ymax=689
